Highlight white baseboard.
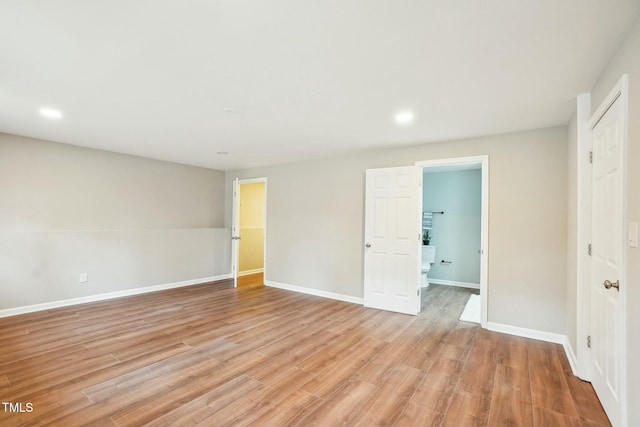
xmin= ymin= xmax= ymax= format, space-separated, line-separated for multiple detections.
xmin=487 ymin=321 xmax=566 ymax=344
xmin=238 ymin=268 xmax=264 ymax=277
xmin=0 ymin=274 xmax=232 ymax=318
xmin=264 ymin=280 xmax=363 ymax=305
xmin=429 ymin=278 xmax=480 ymax=290
xmin=563 ymin=337 xmax=579 ymax=376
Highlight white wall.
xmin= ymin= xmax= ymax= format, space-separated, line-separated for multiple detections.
xmin=423 ymin=169 xmax=481 ymax=285
xmin=588 ymin=17 xmax=640 ymax=427
xmin=226 ymin=126 xmax=568 ymax=335
xmin=0 ymin=133 xmax=229 ymax=311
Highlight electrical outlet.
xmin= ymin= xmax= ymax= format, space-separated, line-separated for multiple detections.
xmin=79 ymin=273 xmax=88 ymax=283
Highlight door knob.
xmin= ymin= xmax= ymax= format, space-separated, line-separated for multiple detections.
xmin=365 ymin=243 xmax=371 ymax=248
xmin=603 ymin=279 xmax=620 ymax=291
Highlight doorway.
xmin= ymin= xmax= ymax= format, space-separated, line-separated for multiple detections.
xmin=417 ymin=156 xmax=489 ymax=327
xmin=362 ymin=156 xmax=488 ymax=322
xmin=232 ymin=178 xmax=267 ymax=288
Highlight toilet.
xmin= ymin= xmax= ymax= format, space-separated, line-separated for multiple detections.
xmin=421 ymin=245 xmax=436 ymax=288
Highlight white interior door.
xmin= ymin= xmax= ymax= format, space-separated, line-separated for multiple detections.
xmin=231 ymin=178 xmax=240 ymax=288
xmin=364 ymin=166 xmax=421 ymax=315
xmin=590 ymin=94 xmax=625 ymax=427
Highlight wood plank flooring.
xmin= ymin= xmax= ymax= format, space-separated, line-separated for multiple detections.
xmin=0 ymin=282 xmax=610 ymax=427
xmin=237 ymin=272 xmax=264 ymax=288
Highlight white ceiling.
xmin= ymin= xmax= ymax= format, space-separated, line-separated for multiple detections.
xmin=1 ymin=1 xmax=639 ymax=171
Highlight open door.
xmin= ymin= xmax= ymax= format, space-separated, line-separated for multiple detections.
xmin=232 ymin=177 xmax=268 ymax=288
xmin=363 ymin=166 xmax=421 ymax=315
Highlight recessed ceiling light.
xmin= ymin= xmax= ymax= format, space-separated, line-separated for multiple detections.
xmin=394 ymin=111 xmax=415 ymax=125
xmin=39 ymin=107 xmax=63 ymax=119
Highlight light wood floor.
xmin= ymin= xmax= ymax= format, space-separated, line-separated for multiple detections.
xmin=237 ymin=272 xmax=264 ymax=288
xmin=0 ymin=282 xmax=609 ymax=427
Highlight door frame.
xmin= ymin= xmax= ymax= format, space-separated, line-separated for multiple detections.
xmin=232 ymin=177 xmax=268 ymax=288
xmin=575 ymin=92 xmax=593 ymax=380
xmin=416 ymin=155 xmax=489 ymax=327
xmin=577 ymin=74 xmax=628 ymax=425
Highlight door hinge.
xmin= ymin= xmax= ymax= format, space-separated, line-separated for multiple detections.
xmin=417 ymin=289 xmax=420 ymax=296
xmin=588 ymin=244 xmax=592 ymax=256
xmin=587 ymin=335 xmax=591 ymax=348
xmin=589 ymin=151 xmax=593 ymax=163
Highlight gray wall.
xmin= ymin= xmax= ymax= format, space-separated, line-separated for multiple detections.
xmin=226 ymin=126 xmax=568 ymax=334
xmin=0 ymin=134 xmax=224 ymax=230
xmin=0 ymin=133 xmax=228 ymax=310
xmin=423 ymin=169 xmax=481 ymax=285
xmin=588 ymin=17 xmax=640 ymax=427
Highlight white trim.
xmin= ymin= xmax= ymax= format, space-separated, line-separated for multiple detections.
xmin=428 ymin=278 xmax=480 ymax=290
xmin=232 ymin=178 xmax=239 ymax=287
xmin=487 ymin=321 xmax=566 ymax=344
xmin=263 ymin=180 xmax=268 ymax=285
xmin=415 ymin=155 xmax=488 ymax=168
xmin=589 ymin=77 xmax=625 ymax=128
xmin=234 ymin=177 xmax=267 ymax=184
xmin=238 ymin=268 xmax=264 ymax=277
xmin=265 ymin=280 xmax=364 ymax=305
xmin=563 ymin=337 xmax=579 ymax=376
xmin=576 ymin=92 xmax=593 ymax=381
xmin=480 ymin=157 xmax=489 ymax=329
xmin=232 ymin=177 xmax=268 ymax=288
xmin=0 ymin=274 xmax=232 ymax=319
xmin=417 ymin=155 xmax=489 ymax=328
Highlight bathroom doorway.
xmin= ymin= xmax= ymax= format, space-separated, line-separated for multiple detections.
xmin=232 ymin=178 xmax=267 ymax=288
xmin=416 ymin=156 xmax=488 ymax=326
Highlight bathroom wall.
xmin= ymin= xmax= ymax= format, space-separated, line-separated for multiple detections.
xmin=423 ymin=169 xmax=482 ymax=286
xmin=238 ymin=182 xmax=265 ymax=274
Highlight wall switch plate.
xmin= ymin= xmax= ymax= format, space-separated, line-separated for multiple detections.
xmin=628 ymin=222 xmax=639 ymax=248
xmin=79 ymin=273 xmax=88 ymax=283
